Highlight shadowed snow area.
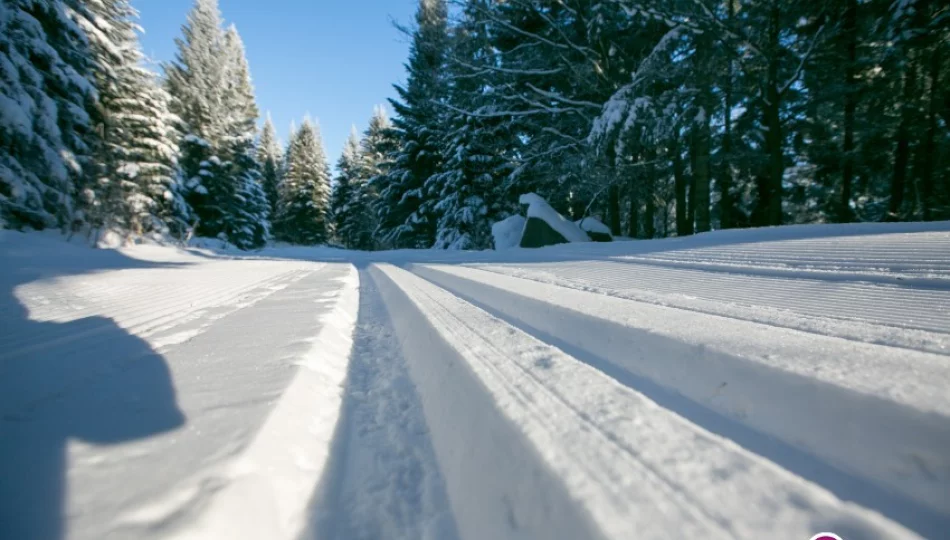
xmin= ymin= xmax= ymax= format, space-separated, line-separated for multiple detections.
xmin=1 ymin=221 xmax=948 ymax=540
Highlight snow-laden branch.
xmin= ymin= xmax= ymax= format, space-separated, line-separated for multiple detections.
xmin=779 ymin=24 xmax=826 ymax=96
xmin=541 ymin=126 xmax=587 ymax=144
xmin=510 ymin=0 xmax=602 ymax=66
xmin=524 ymin=83 xmax=603 ymax=110
xmin=588 ymin=25 xmax=683 ymax=147
xmin=450 ymin=57 xmax=565 ymax=78
xmin=438 ymin=101 xmax=582 ymax=119
xmin=494 ymin=92 xmax=593 ymax=120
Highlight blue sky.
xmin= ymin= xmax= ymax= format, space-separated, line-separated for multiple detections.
xmin=135 ymin=0 xmax=416 ymax=166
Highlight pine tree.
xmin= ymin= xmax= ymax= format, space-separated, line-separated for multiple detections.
xmin=330 ymin=127 xmax=361 ymax=248
xmin=165 ymin=0 xmax=267 ymax=249
xmin=165 ymin=0 xmax=227 ymax=144
xmin=165 ymin=0 xmax=229 ymax=237
xmin=274 ymin=119 xmax=332 ymax=245
xmin=0 ymin=0 xmax=97 ymax=230
xmin=220 ymin=25 xmax=268 ymax=249
xmin=257 ymin=114 xmax=282 ymax=215
xmin=82 ymin=0 xmax=192 ymax=238
xmin=429 ymin=3 xmax=516 ymax=250
xmin=374 ymin=0 xmax=450 ymax=249
xmin=350 ymin=106 xmax=393 ymax=251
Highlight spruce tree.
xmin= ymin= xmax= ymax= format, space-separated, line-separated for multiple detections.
xmin=274 ymin=119 xmax=332 ymax=245
xmin=374 ymin=0 xmax=450 ymax=249
xmin=257 ymin=114 xmax=283 ymax=215
xmin=429 ymin=4 xmax=515 ymax=250
xmin=83 ymin=0 xmax=192 ymax=238
xmin=0 ymin=0 xmax=97 ymax=230
xmin=220 ymin=26 xmax=268 ymax=249
xmin=165 ymin=0 xmax=267 ymax=249
xmin=330 ymin=127 xmax=361 ymax=248
xmin=165 ymin=0 xmax=230 ymax=237
xmin=351 ymin=106 xmax=393 ymax=251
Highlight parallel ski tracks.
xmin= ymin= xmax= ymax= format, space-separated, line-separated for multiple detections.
xmin=376 ymin=264 xmax=933 ymax=540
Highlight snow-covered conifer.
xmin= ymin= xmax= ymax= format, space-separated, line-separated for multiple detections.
xmin=0 ymin=0 xmax=97 ymax=230
xmin=273 ymin=119 xmax=331 ymax=245
xmin=257 ymin=114 xmax=282 ymax=215
xmin=346 ymin=106 xmax=393 ymax=251
xmin=83 ymin=0 xmax=192 ymax=238
xmin=330 ymin=127 xmax=362 ymax=248
xmin=165 ymin=0 xmax=229 ymax=237
xmin=165 ymin=0 xmax=267 ymax=248
xmin=373 ymin=0 xmax=450 ymax=249
xmin=429 ymin=4 xmax=514 ymax=250
xmin=220 ymin=25 xmax=268 ymax=249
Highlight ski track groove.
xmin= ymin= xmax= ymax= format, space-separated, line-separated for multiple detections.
xmin=305 ymin=267 xmax=457 ymax=540
xmin=436 ymin=293 xmax=736 ymax=539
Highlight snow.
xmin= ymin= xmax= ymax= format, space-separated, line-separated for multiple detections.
xmin=576 ymin=216 xmax=611 ymax=235
xmin=2 ymin=221 xmax=950 ymax=539
xmin=168 ymin=267 xmax=359 ymax=540
xmin=491 ymin=214 xmax=526 ymax=250
xmin=518 ymin=193 xmax=590 ymax=243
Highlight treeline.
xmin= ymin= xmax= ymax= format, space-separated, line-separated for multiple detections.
xmin=355 ymin=0 xmax=948 ymax=250
xmin=1 ymin=0 xmax=345 ymax=250
xmin=3 ymin=0 xmax=947 ymax=252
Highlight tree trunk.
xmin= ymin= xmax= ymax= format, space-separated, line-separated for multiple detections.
xmin=693 ymin=36 xmax=713 ymax=233
xmin=687 ymin=134 xmax=697 ymax=233
xmin=889 ymin=59 xmax=916 ymax=220
xmin=644 ymin=155 xmax=656 ymax=239
xmin=920 ymin=40 xmax=941 ymax=221
xmin=839 ymin=0 xmax=858 ymax=223
xmin=673 ymin=137 xmax=690 ymax=236
xmin=628 ymin=175 xmax=639 ymax=238
xmin=764 ymin=2 xmax=784 ymax=226
xmin=607 ymin=184 xmax=621 ymax=235
xmin=570 ymin=193 xmax=588 ymax=221
xmin=720 ymin=0 xmax=736 ymax=230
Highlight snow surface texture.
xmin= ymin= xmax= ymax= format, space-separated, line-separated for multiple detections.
xmin=518 ymin=193 xmax=590 ymax=243
xmin=1 ymin=221 xmax=949 ymax=539
xmin=491 ymin=214 xmax=526 ymax=250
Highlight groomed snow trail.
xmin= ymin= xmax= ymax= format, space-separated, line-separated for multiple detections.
xmin=1 ymin=233 xmax=356 ymax=540
xmin=2 ymin=222 xmax=948 ymax=540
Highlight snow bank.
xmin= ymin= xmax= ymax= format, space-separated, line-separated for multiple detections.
xmin=519 ymin=193 xmax=590 ymax=243
xmin=576 ymin=217 xmax=612 ymax=236
xmin=491 ymin=214 xmax=526 ymax=250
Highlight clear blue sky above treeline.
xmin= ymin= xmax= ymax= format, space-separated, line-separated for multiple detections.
xmin=135 ymin=0 xmax=416 ymax=166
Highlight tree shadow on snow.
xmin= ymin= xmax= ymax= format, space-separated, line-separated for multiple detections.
xmin=0 ymin=233 xmax=187 ymax=539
